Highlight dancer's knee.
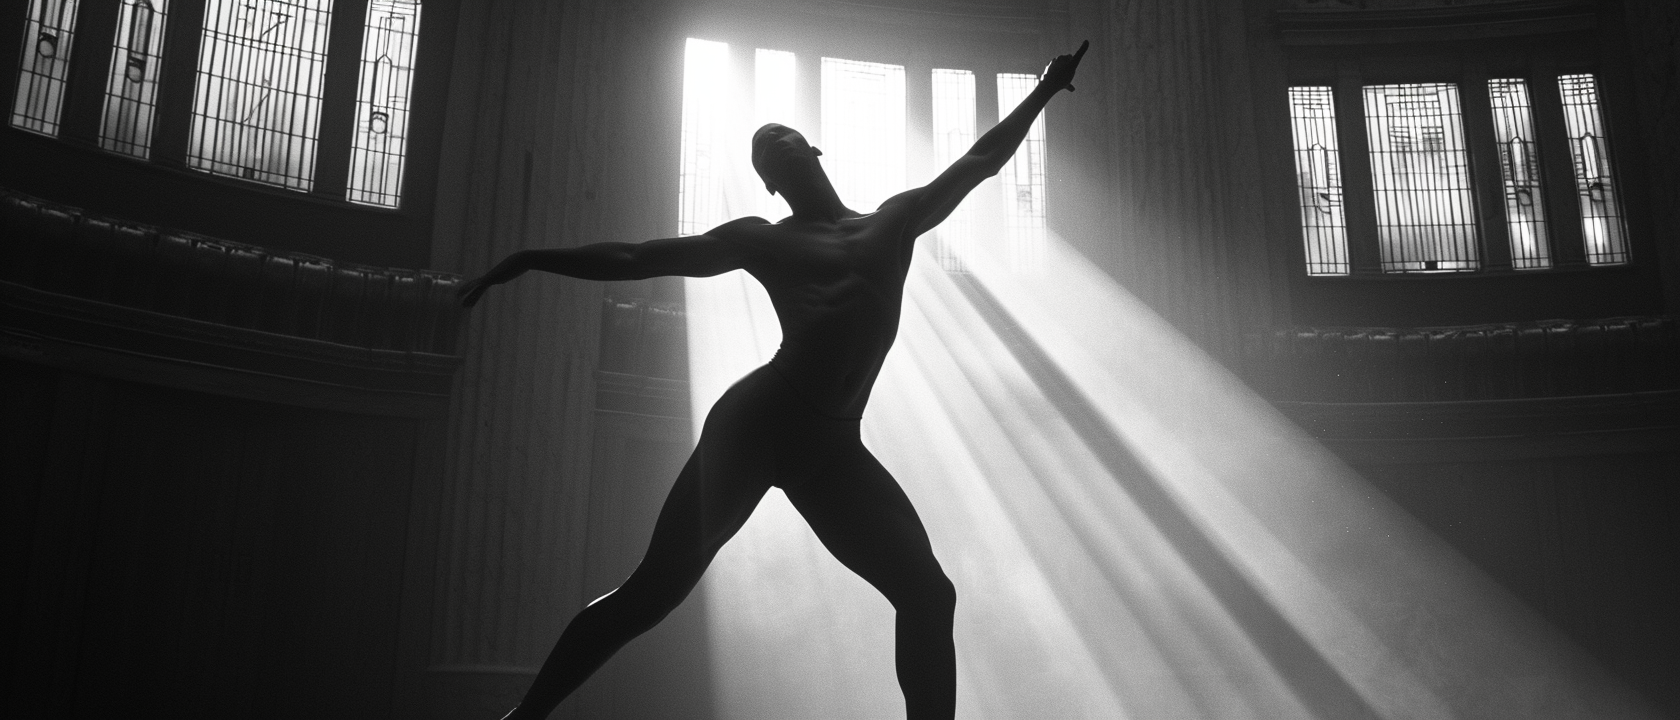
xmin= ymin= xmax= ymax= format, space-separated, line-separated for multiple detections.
xmin=895 ymin=570 xmax=956 ymax=621
xmin=602 ymin=571 xmax=699 ymax=633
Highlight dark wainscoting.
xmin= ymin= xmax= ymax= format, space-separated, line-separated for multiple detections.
xmin=1 ymin=189 xmax=462 ymax=718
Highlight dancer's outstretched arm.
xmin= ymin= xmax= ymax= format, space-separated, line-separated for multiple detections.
xmin=897 ymin=40 xmax=1088 ymax=238
xmin=457 ymin=217 xmax=766 ymax=307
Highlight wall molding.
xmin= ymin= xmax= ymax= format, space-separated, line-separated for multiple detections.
xmin=0 ymin=188 xmax=463 ymax=417
xmin=1275 ymin=389 xmax=1680 ymax=464
xmin=1275 ymin=0 xmax=1597 ymax=45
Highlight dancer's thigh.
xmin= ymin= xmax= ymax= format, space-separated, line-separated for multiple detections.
xmin=630 ymin=431 xmax=772 ymax=589
xmin=782 ymin=447 xmax=945 ymax=602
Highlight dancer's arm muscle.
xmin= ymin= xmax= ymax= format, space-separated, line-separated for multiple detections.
xmin=458 ymin=218 xmax=765 ymax=307
xmin=895 ymin=41 xmax=1087 ymax=239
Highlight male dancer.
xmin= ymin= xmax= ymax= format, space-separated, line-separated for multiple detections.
xmin=460 ymin=41 xmax=1087 ymax=720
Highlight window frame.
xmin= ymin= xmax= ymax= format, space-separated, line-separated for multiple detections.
xmin=1280 ymin=35 xmax=1646 ymax=281
xmin=667 ymin=22 xmax=1053 ymax=277
xmin=0 ymin=0 xmax=454 ymax=267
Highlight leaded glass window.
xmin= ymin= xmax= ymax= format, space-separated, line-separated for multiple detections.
xmin=931 ymin=68 xmax=976 ymax=273
xmin=997 ymin=72 xmax=1046 ymax=272
xmin=1558 ymin=74 xmax=1628 ymax=265
xmin=187 ymin=0 xmax=335 ymax=192
xmin=1287 ymin=86 xmax=1350 ymax=276
xmin=346 ymin=0 xmax=422 ymax=207
xmin=99 ymin=0 xmax=170 ymax=158
xmin=1487 ymin=78 xmax=1550 ymax=269
xmin=821 ymin=57 xmax=906 ymax=215
xmin=1362 ymin=83 xmax=1479 ymax=273
xmin=11 ymin=0 xmax=82 ymax=136
xmin=678 ymin=38 xmax=733 ymax=236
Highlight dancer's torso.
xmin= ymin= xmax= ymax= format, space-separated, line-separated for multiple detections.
xmin=714 ymin=201 xmax=917 ymax=419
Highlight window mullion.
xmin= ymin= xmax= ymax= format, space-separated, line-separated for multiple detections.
xmin=789 ymin=37 xmax=821 ymax=147
xmin=904 ymin=57 xmax=933 ymax=188
xmin=1459 ymin=66 xmax=1513 ymax=271
xmin=312 ymin=0 xmax=367 ymax=201
xmin=1333 ymin=68 xmax=1381 ymax=274
xmin=57 ymin=0 xmax=118 ymax=145
xmin=973 ymin=63 xmax=1002 ymax=262
xmin=150 ymin=0 xmax=205 ymax=169
xmin=1527 ymin=62 xmax=1588 ymax=267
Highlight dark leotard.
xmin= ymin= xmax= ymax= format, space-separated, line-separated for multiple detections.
xmin=703 ymin=362 xmax=863 ymax=491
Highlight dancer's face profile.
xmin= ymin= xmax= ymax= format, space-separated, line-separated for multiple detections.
xmin=752 ymin=123 xmax=823 ymax=196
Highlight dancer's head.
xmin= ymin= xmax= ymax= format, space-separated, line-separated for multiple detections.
xmin=751 ymin=123 xmax=825 ymax=197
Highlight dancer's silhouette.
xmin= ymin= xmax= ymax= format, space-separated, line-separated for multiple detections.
xmin=460 ymin=41 xmax=1087 ymax=720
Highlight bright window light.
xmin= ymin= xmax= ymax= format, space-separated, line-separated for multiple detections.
xmin=99 ymin=0 xmax=170 ymax=158
xmin=931 ymin=68 xmax=977 ymax=273
xmin=996 ymin=73 xmax=1047 ymax=272
xmin=187 ymin=0 xmax=335 ymax=192
xmin=678 ymin=38 xmax=735 ymax=235
xmin=1362 ymin=83 xmax=1480 ymax=273
xmin=11 ymin=0 xmax=82 ymax=137
xmin=346 ymin=0 xmax=422 ymax=207
xmin=1558 ymin=73 xmax=1629 ymax=265
xmin=753 ymin=48 xmax=795 ymax=129
xmin=1488 ymin=79 xmax=1551 ymax=269
xmin=675 ymin=38 xmax=1656 ymax=720
xmin=1287 ymin=86 xmax=1351 ymax=276
xmin=821 ymin=57 xmax=906 ymax=214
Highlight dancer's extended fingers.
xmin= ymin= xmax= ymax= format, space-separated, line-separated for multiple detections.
xmin=1074 ymin=39 xmax=1088 ymax=62
xmin=459 ymin=279 xmax=486 ymax=307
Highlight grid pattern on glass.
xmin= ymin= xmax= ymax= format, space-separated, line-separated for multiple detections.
xmin=679 ymin=38 xmax=733 ymax=235
xmin=931 ymin=69 xmax=976 ymax=273
xmin=11 ymin=0 xmax=83 ymax=136
xmin=99 ymin=0 xmax=170 ymax=158
xmin=821 ymin=57 xmax=906 ymax=214
xmin=187 ymin=0 xmax=334 ymax=192
xmin=753 ymin=48 xmax=795 ymax=222
xmin=1287 ymin=87 xmax=1350 ymax=276
xmin=1362 ymin=83 xmax=1480 ymax=273
xmin=997 ymin=73 xmax=1047 ymax=272
xmin=1558 ymin=74 xmax=1628 ymax=265
xmin=346 ymin=0 xmax=422 ymax=207
xmin=1487 ymin=79 xmax=1550 ymax=269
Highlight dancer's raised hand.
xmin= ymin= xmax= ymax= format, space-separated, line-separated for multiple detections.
xmin=1042 ymin=40 xmax=1089 ymax=93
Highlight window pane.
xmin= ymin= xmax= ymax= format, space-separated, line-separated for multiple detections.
xmin=997 ymin=72 xmax=1046 ymax=272
xmin=188 ymin=0 xmax=335 ymax=192
xmin=821 ymin=57 xmax=905 ymax=215
xmin=11 ymin=0 xmax=82 ymax=136
xmin=931 ymin=68 xmax=975 ymax=273
xmin=753 ymin=48 xmax=795 ymax=221
xmin=678 ymin=37 xmax=734 ymax=235
xmin=346 ymin=0 xmax=423 ymax=207
xmin=1287 ymin=86 xmax=1350 ymax=276
xmin=99 ymin=0 xmax=170 ymax=158
xmin=1363 ymin=83 xmax=1479 ymax=273
xmin=1487 ymin=79 xmax=1550 ymax=269
xmin=1558 ymin=74 xmax=1629 ymax=265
